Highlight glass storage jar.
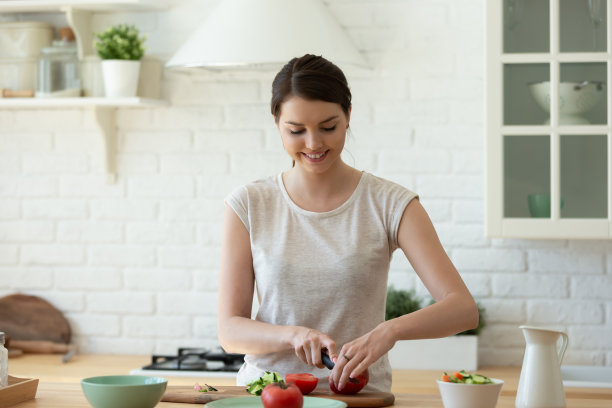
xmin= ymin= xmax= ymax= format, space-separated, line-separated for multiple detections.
xmin=35 ymin=27 xmax=81 ymax=98
xmin=0 ymin=331 xmax=7 ymax=387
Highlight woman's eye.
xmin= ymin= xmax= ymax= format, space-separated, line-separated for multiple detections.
xmin=288 ymin=125 xmax=335 ymax=135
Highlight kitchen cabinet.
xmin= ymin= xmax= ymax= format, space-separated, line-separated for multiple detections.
xmin=0 ymin=0 xmax=168 ymax=183
xmin=486 ymin=0 xmax=612 ymax=238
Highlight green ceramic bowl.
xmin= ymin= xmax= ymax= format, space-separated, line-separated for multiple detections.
xmin=528 ymin=193 xmax=551 ymax=217
xmin=81 ymin=375 xmax=168 ymax=408
xmin=527 ymin=194 xmax=564 ymax=218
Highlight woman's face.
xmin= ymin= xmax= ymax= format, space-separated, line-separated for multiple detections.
xmin=276 ymin=96 xmax=350 ymax=174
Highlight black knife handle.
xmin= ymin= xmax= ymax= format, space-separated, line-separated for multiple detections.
xmin=321 ymin=350 xmax=335 ymax=370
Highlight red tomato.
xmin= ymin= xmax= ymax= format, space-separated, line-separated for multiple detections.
xmin=261 ymin=382 xmax=303 ymax=408
xmin=329 ymin=369 xmax=369 ymax=395
xmin=285 ymin=373 xmax=318 ymax=395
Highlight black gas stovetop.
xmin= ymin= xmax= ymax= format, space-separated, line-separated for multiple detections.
xmin=141 ymin=347 xmax=244 ymax=372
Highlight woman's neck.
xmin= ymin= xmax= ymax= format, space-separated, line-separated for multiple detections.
xmin=282 ymin=160 xmax=362 ymax=212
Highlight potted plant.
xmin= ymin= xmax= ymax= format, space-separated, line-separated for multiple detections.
xmin=385 ymin=286 xmax=486 ymax=370
xmin=94 ymin=23 xmax=146 ymax=97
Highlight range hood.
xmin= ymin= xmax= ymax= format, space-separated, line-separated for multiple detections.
xmin=165 ymin=0 xmax=367 ymax=70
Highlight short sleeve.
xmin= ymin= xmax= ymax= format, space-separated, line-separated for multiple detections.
xmin=225 ymin=185 xmax=250 ymax=232
xmin=385 ymin=182 xmax=418 ymax=251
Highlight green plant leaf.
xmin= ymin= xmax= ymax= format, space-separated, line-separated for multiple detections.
xmin=93 ymin=23 xmax=146 ymax=60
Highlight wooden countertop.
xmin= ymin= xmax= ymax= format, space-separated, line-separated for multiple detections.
xmin=6 ymin=354 xmax=612 ymax=407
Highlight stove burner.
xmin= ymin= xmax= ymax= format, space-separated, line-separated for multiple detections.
xmin=142 ymin=347 xmax=244 ymax=372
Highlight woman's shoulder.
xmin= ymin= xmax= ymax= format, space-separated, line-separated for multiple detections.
xmin=359 ymin=173 xmax=419 ymax=237
xmin=227 ymin=174 xmax=281 ymax=202
xmin=362 ymin=172 xmax=418 ymax=199
xmin=244 ymin=174 xmax=279 ymax=193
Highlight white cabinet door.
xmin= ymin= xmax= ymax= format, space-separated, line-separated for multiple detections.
xmin=486 ymin=0 xmax=612 ymax=239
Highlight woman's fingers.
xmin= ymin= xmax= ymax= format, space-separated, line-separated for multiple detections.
xmin=303 ymin=329 xmax=319 ymax=366
xmin=295 ymin=344 xmax=308 ymax=365
xmin=332 ymin=323 xmax=396 ymax=390
xmin=319 ymin=340 xmax=337 ymax=369
xmin=332 ymin=346 xmax=373 ymax=391
xmin=334 ymin=347 xmax=357 ymax=390
xmin=294 ymin=327 xmax=336 ymax=368
xmin=309 ymin=340 xmax=322 ymax=367
xmin=304 ymin=334 xmax=320 ymax=366
xmin=323 ymin=341 xmax=339 ymax=363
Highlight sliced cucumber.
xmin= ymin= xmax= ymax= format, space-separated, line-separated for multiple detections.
xmin=439 ymin=371 xmax=493 ymax=384
xmin=245 ymin=371 xmax=284 ymax=396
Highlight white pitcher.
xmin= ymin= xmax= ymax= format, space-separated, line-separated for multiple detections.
xmin=516 ymin=325 xmax=568 ymax=408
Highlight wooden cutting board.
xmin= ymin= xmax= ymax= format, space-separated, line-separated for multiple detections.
xmin=162 ymin=385 xmax=395 ymax=407
xmin=0 ymin=294 xmax=71 ymax=344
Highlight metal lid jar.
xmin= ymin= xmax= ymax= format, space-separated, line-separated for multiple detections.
xmin=35 ymin=27 xmax=82 ymax=98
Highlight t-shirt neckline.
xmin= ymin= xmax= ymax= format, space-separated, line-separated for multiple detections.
xmin=277 ymin=171 xmax=367 ymax=217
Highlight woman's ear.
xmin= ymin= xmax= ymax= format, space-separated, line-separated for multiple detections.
xmin=346 ymin=106 xmax=352 ymax=128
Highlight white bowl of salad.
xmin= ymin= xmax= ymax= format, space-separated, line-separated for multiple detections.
xmin=436 ymin=370 xmax=504 ymax=408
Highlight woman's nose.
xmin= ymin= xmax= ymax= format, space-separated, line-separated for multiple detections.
xmin=305 ymin=131 xmax=323 ymax=150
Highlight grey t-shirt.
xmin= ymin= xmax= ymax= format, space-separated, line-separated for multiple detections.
xmin=225 ymin=171 xmax=418 ymax=392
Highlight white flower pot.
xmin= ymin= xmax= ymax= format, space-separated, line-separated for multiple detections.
xmin=388 ymin=335 xmax=478 ymax=371
xmin=101 ymin=59 xmax=140 ymax=98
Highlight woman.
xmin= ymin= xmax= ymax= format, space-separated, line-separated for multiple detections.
xmin=218 ymin=54 xmax=478 ymax=393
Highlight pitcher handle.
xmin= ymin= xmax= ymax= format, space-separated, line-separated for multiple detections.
xmin=558 ymin=331 xmax=568 ymax=365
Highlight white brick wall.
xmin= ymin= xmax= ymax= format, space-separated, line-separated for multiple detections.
xmin=1 ymin=0 xmax=610 ymax=367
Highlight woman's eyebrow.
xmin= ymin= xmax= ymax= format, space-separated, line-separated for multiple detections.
xmin=284 ymin=115 xmax=339 ymax=126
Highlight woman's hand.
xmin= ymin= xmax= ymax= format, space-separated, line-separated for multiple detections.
xmin=292 ymin=327 xmax=338 ymax=369
xmin=330 ymin=322 xmax=396 ymax=391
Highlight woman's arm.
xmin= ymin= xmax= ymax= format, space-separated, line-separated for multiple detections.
xmin=217 ymin=204 xmax=337 ymax=366
xmin=387 ymin=198 xmax=479 ymax=340
xmin=330 ymin=198 xmax=478 ymax=389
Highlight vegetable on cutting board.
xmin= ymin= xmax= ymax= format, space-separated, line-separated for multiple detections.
xmin=329 ymin=369 xmax=369 ymax=394
xmin=246 ymin=371 xmax=284 ymax=396
xmin=194 ymin=383 xmax=218 ymax=392
xmin=285 ymin=373 xmax=318 ymax=395
xmin=440 ymin=370 xmax=493 ymax=384
xmin=321 ymin=351 xmax=369 ymax=395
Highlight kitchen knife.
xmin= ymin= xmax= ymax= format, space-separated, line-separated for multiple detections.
xmin=321 ymin=350 xmax=335 ymax=370
xmin=61 ymin=347 xmax=77 ymax=363
xmin=10 ymin=340 xmax=73 ymax=353
xmin=10 ymin=340 xmax=77 ymax=363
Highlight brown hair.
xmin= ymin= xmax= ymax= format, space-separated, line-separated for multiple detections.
xmin=271 ymin=54 xmax=351 ymax=122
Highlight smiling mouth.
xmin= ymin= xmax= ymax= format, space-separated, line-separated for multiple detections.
xmin=302 ymin=150 xmax=328 ymax=162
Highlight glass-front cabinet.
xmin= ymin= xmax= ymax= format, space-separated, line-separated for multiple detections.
xmin=487 ymin=0 xmax=612 ymax=238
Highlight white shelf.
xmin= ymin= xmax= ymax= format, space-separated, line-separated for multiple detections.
xmin=0 ymin=97 xmax=167 ymax=108
xmin=0 ymin=0 xmax=167 ymax=13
